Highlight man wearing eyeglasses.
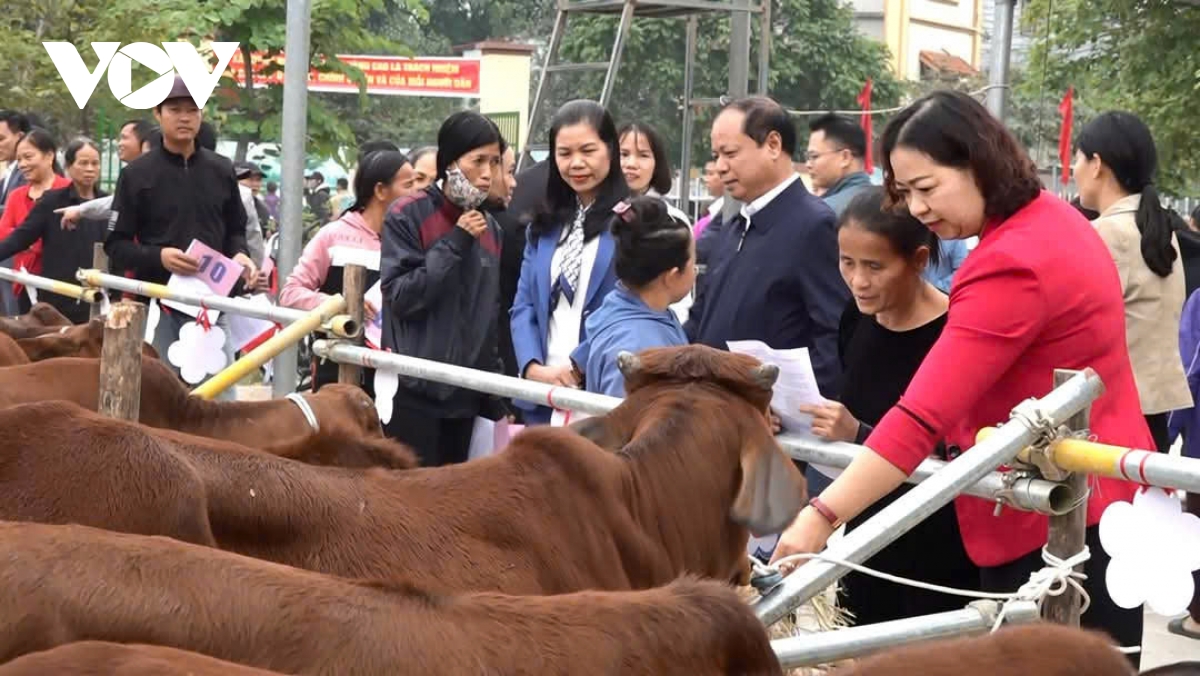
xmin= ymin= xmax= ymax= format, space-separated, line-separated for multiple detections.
xmin=805 ymin=114 xmax=872 ymax=217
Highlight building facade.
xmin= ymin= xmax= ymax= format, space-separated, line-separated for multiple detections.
xmin=850 ymin=0 xmax=985 ymax=80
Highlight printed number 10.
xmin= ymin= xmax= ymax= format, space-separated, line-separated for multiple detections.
xmin=196 ymin=255 xmax=227 ymax=284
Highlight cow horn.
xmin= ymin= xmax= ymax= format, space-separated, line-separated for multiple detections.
xmin=616 ymin=351 xmax=642 ymax=378
xmin=751 ymin=364 xmax=780 ymax=389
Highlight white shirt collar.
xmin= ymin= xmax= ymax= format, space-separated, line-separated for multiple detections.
xmin=740 ymin=172 xmax=800 ymax=221
xmin=707 ymin=196 xmax=725 ymax=216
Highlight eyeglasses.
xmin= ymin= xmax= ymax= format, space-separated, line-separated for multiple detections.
xmin=804 ymin=148 xmax=847 ymax=163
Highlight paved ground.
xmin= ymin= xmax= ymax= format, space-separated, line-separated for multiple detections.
xmin=1142 ymin=610 xmax=1199 ymax=669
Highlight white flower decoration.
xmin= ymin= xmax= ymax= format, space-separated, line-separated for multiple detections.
xmin=167 ymin=321 xmax=228 ymax=385
xmin=1099 ymin=487 xmax=1200 ymax=616
xmin=373 ymin=370 xmax=398 ymax=425
xmin=144 ymin=299 xmax=161 ymax=343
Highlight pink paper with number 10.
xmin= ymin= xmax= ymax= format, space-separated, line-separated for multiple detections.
xmin=185 ymin=240 xmax=243 ymax=297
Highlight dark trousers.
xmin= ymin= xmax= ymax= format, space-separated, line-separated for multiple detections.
xmin=980 ymin=525 xmax=1142 ymax=670
xmin=1191 ymin=492 xmax=1200 ymax=622
xmin=383 ymin=402 xmax=475 ymax=468
xmin=1145 ymin=412 xmax=1170 ymax=453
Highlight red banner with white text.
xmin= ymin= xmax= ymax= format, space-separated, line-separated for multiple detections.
xmin=227 ymin=52 xmax=481 ymax=98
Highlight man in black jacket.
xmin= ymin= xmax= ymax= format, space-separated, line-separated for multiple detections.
xmin=105 ymin=77 xmax=256 ymax=397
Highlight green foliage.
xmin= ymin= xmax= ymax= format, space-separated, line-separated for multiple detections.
xmin=3 ymin=0 xmax=424 ymax=162
xmin=549 ymin=0 xmax=903 ymax=170
xmin=1022 ymin=0 xmax=1200 ymax=195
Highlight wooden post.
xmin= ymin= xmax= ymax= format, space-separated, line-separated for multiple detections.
xmin=1043 ymin=368 xmax=1091 ymax=626
xmin=337 ymin=264 xmax=367 ymax=385
xmin=89 ymin=242 xmax=109 ymax=320
xmin=97 ymin=301 xmax=147 ymax=421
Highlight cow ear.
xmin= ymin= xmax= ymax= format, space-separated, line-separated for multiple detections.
xmin=731 ymin=425 xmax=807 ymax=537
xmin=568 ymin=415 xmax=624 ymax=451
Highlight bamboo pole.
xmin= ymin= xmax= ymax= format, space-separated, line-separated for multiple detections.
xmin=97 ymin=301 xmax=147 ymax=421
xmin=190 ymin=294 xmax=348 ymax=400
xmin=337 ymin=264 xmax=366 ymax=385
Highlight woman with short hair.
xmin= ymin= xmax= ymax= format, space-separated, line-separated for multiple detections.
xmin=772 ymin=90 xmax=1149 ymax=663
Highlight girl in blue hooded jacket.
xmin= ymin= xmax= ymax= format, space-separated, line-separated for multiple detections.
xmin=570 ymin=195 xmax=695 ymax=397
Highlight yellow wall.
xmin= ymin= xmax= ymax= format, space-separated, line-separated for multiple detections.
xmin=463 ymin=50 xmax=532 ymax=151
xmin=878 ymin=0 xmax=982 ymax=80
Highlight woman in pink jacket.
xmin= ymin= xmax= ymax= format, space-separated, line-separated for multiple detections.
xmin=280 ymin=150 xmax=415 ymax=391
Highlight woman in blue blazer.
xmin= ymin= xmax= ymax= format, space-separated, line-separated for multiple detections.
xmin=510 ymin=100 xmax=628 ymax=424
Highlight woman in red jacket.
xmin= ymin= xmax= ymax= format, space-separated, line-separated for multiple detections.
xmin=0 ymin=128 xmax=69 ymax=311
xmin=771 ymin=90 xmax=1148 ymax=661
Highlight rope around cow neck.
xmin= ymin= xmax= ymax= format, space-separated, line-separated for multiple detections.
xmin=285 ymin=393 xmax=320 ymax=432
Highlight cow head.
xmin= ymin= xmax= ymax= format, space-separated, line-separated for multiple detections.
xmin=310 ymin=384 xmax=385 ymax=438
xmin=613 ymin=346 xmax=806 ymax=538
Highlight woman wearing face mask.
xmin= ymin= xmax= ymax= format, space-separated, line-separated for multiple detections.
xmin=770 ymin=91 xmax=1148 ymax=664
xmin=281 ymin=149 xmax=415 ymax=393
xmin=0 ymin=127 xmax=69 ymax=312
xmin=1073 ymin=112 xmax=1193 ymax=453
xmin=798 ymin=187 xmax=979 ymax=625
xmin=510 ymin=100 xmax=629 ymax=424
xmin=379 ymin=111 xmax=507 ymax=467
xmin=569 ymin=196 xmax=694 ymax=397
xmin=0 ymin=137 xmax=104 ymax=323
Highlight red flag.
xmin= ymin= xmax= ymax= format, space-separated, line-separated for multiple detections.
xmin=1058 ymin=87 xmax=1074 ymax=185
xmin=857 ymin=79 xmax=874 ymax=174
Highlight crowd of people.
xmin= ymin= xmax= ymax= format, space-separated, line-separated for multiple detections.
xmin=4 ymin=73 xmax=1200 ymax=659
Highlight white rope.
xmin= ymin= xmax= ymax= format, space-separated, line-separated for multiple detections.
xmin=285 ymin=393 xmax=320 ymax=432
xmin=768 ymin=544 xmax=1093 ymax=632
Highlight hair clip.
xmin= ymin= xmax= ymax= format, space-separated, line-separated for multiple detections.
xmin=612 ymin=200 xmax=635 ymax=223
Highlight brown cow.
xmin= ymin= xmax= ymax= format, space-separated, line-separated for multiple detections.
xmin=14 ymin=318 xmax=160 ymax=361
xmin=825 ymin=623 xmax=1134 ymax=676
xmin=0 ymin=522 xmax=784 ymax=676
xmin=0 ymin=345 xmax=804 ymax=596
xmin=0 ymin=356 xmax=382 ymax=445
xmin=0 ymin=302 xmax=73 ymax=338
xmin=0 ymin=333 xmax=30 ymax=366
xmin=0 ymin=642 xmax=285 ymax=676
xmin=0 ymin=402 xmax=415 ymax=546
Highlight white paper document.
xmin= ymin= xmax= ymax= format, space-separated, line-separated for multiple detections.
xmin=726 ymin=340 xmax=828 ymax=434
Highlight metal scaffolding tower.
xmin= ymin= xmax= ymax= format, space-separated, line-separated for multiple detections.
xmin=519 ymin=0 xmax=769 ymax=215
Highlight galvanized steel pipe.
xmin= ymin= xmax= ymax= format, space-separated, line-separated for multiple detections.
xmin=0 ymin=267 xmax=101 ymax=304
xmin=313 ymin=340 xmax=1074 ymax=515
xmin=77 ymin=269 xmax=359 ymax=338
xmin=753 ymin=369 xmax=1105 ymax=626
xmin=772 ymin=600 xmax=1041 ymax=668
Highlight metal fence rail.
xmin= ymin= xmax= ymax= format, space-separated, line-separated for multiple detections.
xmin=312 ymin=340 xmax=1070 ymax=513
xmin=0 ymin=267 xmax=101 ymax=304
xmin=771 ymin=600 xmax=1041 ymax=668
xmin=752 ymin=370 xmax=1105 ymax=626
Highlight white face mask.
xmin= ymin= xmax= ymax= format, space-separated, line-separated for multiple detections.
xmin=443 ymin=163 xmax=489 ymax=210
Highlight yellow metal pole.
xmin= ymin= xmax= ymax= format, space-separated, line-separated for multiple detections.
xmin=976 ymin=427 xmax=1135 ymax=479
xmin=0 ymin=268 xmax=101 ymax=303
xmin=190 ymin=294 xmax=347 ymax=400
